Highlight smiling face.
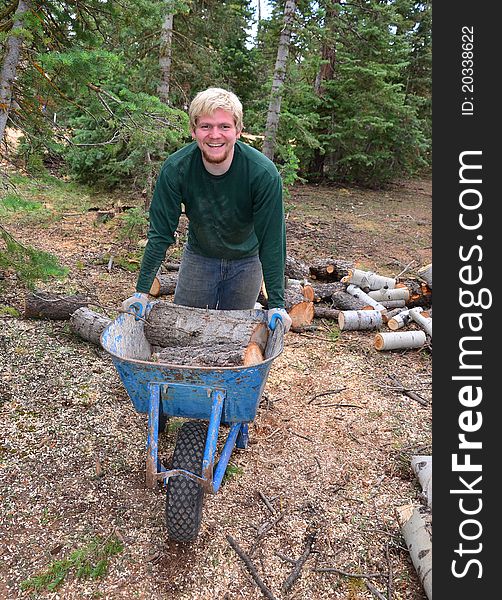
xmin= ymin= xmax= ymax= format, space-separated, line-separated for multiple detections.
xmin=192 ymin=108 xmax=241 ymax=173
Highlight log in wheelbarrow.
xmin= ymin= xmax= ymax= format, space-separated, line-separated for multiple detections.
xmin=100 ymin=301 xmax=284 ymax=542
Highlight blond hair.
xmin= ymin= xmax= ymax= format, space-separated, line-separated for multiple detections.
xmin=189 ymin=87 xmax=243 ymax=132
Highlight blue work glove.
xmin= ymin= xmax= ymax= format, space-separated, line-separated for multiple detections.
xmin=267 ymin=308 xmax=292 ymax=333
xmin=122 ymin=292 xmax=150 ymax=320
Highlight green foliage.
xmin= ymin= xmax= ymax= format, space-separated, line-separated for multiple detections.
xmin=2 ymin=0 xmax=431 ymax=189
xmin=0 ymin=304 xmax=21 ymax=317
xmin=223 ymin=462 xmax=244 ymax=482
xmin=116 ymin=207 xmax=148 ymax=242
xmin=0 ymin=194 xmax=42 ymax=215
xmin=20 ymin=535 xmax=124 ymax=593
xmin=0 ymin=227 xmax=68 ymax=289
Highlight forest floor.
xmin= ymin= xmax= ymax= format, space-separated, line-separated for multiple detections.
xmin=0 ymin=171 xmax=432 ymax=600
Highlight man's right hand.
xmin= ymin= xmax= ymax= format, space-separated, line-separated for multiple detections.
xmin=122 ymin=292 xmax=150 ymax=320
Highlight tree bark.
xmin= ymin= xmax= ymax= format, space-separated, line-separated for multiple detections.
xmin=341 ymin=268 xmax=396 ymax=292
xmin=69 ymin=307 xmax=111 ymax=345
xmin=338 ymin=310 xmax=382 ymax=331
xmin=345 ymin=284 xmax=386 ymax=312
xmin=157 ymin=11 xmax=174 ymax=104
xmin=0 ymin=0 xmax=30 ymax=144
xmin=285 ymin=255 xmax=310 ymax=280
xmin=24 ymin=291 xmax=90 ymax=320
xmin=262 ymin=0 xmax=296 ymax=161
xmin=396 ymin=504 xmax=432 ymax=600
xmin=416 ymin=263 xmax=432 ymax=288
xmin=309 ymin=258 xmax=353 ymax=282
xmin=144 ymin=302 xmax=266 ymax=348
xmin=409 ymin=307 xmax=432 ymax=338
xmin=374 ymin=330 xmax=426 ymax=351
xmin=411 ymin=455 xmax=432 ymax=510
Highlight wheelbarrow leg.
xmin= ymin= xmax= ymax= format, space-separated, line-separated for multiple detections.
xmin=236 ymin=423 xmax=249 ymax=449
xmin=145 ymin=382 xmax=162 ymax=489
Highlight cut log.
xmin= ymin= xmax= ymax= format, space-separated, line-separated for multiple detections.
xmin=154 ymin=342 xmax=252 ymax=367
xmin=285 ymin=255 xmax=310 ymax=280
xmin=313 ymin=306 xmax=339 ymax=320
xmin=345 ymin=285 xmax=386 ymax=312
xmin=69 ymin=307 xmax=112 ymax=345
xmin=411 ymin=455 xmax=432 ymax=511
xmin=396 ymin=504 xmax=432 ymax=600
xmin=144 ymin=302 xmax=266 ymax=348
xmin=338 ymin=310 xmax=382 ymax=331
xmin=285 ymin=278 xmax=315 ymax=302
xmin=24 ymin=291 xmax=90 ymax=320
xmin=382 ymin=307 xmax=406 ymax=324
xmin=284 ymin=286 xmax=314 ymax=331
xmin=374 ymin=330 xmax=427 ymax=351
xmin=409 ymin=307 xmax=432 ymax=339
xmin=417 ymin=263 xmax=432 ymax=288
xmin=341 ymin=268 xmax=396 ymax=291
xmin=380 ymin=299 xmax=406 ymax=309
xmin=308 ymin=258 xmax=353 ymax=282
xmin=397 ymin=278 xmax=432 ymax=308
xmin=368 ymin=287 xmax=409 ymax=302
xmin=387 ymin=310 xmax=411 ymax=331
xmin=309 ymin=281 xmax=345 ymax=302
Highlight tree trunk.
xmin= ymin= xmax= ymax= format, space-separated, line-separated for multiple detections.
xmin=149 ymin=272 xmax=178 ymax=297
xmin=69 ymin=307 xmax=111 ymax=345
xmin=157 ymin=11 xmax=174 ymax=104
xmin=24 ymin=291 xmax=90 ymax=320
xmin=387 ymin=309 xmax=411 ymax=331
xmin=0 ymin=0 xmax=30 ymax=144
xmin=285 ymin=254 xmax=310 ymax=280
xmin=262 ymin=0 xmax=296 ymax=161
xmin=313 ymin=306 xmax=339 ymax=320
xmin=284 ymin=286 xmax=314 ymax=331
xmin=396 ymin=278 xmax=432 ymax=308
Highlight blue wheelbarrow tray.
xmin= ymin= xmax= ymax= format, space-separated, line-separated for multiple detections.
xmin=100 ymin=305 xmax=284 ymax=495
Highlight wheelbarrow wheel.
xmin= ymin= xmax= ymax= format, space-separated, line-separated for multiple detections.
xmin=166 ymin=420 xmax=208 ymax=542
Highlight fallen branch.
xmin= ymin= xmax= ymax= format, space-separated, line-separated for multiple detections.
xmin=282 ymin=531 xmax=317 ymax=592
xmin=226 ymin=535 xmax=278 ymax=600
xmin=387 ymin=374 xmax=428 ymax=406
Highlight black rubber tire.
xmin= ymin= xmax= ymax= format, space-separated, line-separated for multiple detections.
xmin=165 ymin=420 xmax=208 ymax=542
xmin=158 ymin=412 xmax=168 ymax=434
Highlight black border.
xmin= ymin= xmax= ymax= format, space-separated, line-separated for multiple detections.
xmin=435 ymin=3 xmax=497 ymax=595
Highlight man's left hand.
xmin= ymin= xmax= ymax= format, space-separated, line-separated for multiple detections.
xmin=267 ymin=308 xmax=292 ymax=333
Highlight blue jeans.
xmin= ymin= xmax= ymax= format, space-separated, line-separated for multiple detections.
xmin=173 ymin=245 xmax=263 ymax=310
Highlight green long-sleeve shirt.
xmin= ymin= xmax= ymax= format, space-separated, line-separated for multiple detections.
xmin=136 ymin=141 xmax=286 ymax=308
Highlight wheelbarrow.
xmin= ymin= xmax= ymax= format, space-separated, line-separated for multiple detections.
xmin=100 ymin=301 xmax=284 ymax=542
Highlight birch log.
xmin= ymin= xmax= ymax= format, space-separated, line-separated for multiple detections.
xmin=346 ymin=285 xmax=386 ymax=312
xmin=397 ymin=504 xmax=432 ymax=600
xmin=374 ymin=330 xmax=426 ymax=351
xmin=409 ymin=307 xmax=432 ymax=338
xmin=387 ymin=310 xmax=411 ymax=331
xmin=368 ymin=287 xmax=410 ymax=302
xmin=411 ymin=455 xmax=432 ymax=510
xmin=341 ymin=268 xmax=396 ymax=291
xmin=338 ymin=310 xmax=382 ymax=331
xmin=382 ymin=307 xmax=406 ymax=324
xmin=417 ymin=263 xmax=432 ymax=288
xmin=380 ymin=299 xmax=406 ymax=309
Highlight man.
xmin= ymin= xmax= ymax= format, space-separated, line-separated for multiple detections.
xmin=123 ymin=87 xmax=292 ymax=332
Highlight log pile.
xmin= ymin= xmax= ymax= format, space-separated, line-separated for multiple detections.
xmin=26 ymin=257 xmax=431 ymax=356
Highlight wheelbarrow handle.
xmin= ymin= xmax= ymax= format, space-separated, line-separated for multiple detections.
xmin=268 ymin=312 xmax=287 ymax=332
